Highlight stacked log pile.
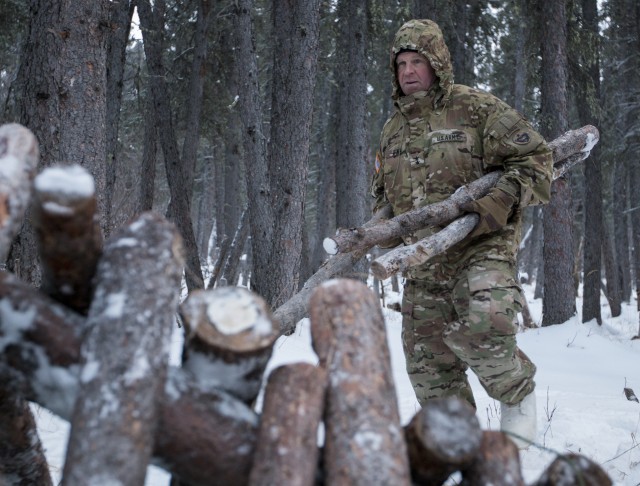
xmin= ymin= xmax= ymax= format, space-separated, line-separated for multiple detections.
xmin=0 ymin=123 xmax=611 ymax=485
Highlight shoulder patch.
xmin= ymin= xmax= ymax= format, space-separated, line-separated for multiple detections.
xmin=374 ymin=151 xmax=382 ymax=173
xmin=513 ymin=131 xmax=531 ymax=145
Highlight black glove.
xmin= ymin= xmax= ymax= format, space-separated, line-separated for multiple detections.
xmin=459 ymin=188 xmax=517 ymax=238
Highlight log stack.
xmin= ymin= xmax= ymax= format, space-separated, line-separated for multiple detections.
xmin=0 ymin=123 xmax=613 ymax=485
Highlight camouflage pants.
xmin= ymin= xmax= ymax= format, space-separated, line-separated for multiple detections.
xmin=402 ymin=259 xmax=536 ymax=408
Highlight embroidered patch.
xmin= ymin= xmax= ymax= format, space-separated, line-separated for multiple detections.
xmin=432 ymin=132 xmax=466 ymax=144
xmin=374 ymin=151 xmax=382 ymax=173
xmin=430 ymin=130 xmax=467 ymax=145
xmin=513 ymin=131 xmax=531 ymax=145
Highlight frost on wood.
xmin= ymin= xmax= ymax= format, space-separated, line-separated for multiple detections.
xmin=180 ymin=286 xmax=279 ymax=404
xmin=33 ymin=164 xmax=103 ymax=314
xmin=62 ymin=212 xmax=184 ymax=486
xmin=0 ymin=123 xmax=39 ymax=262
xmin=309 ymin=278 xmax=411 ymax=485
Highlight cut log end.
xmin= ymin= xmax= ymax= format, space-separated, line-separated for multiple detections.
xmin=34 ymin=165 xmax=96 ymax=209
xmin=323 ymin=237 xmax=338 ymax=255
xmin=180 ymin=287 xmax=279 ymax=353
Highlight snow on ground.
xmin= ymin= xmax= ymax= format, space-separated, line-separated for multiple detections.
xmin=36 ymin=282 xmax=640 ymax=485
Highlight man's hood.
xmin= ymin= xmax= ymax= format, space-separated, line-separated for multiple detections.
xmin=390 ymin=19 xmax=454 ymax=102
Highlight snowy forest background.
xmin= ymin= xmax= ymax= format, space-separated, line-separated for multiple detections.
xmin=0 ymin=0 xmax=638 ymax=330
xmin=1 ymin=0 xmax=640 ymax=484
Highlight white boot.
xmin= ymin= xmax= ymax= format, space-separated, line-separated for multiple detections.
xmin=500 ymin=391 xmax=537 ymax=449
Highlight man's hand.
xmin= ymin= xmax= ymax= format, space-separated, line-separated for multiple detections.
xmin=459 ymin=187 xmax=517 ymax=238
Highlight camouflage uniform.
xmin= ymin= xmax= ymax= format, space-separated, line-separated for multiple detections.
xmin=371 ymin=20 xmax=553 ymax=408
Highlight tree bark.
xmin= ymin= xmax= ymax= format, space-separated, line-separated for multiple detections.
xmin=62 ymin=212 xmax=183 ymax=485
xmin=460 ymin=431 xmax=524 ymax=486
xmin=137 ymin=0 xmax=204 ymax=292
xmin=105 ymin=0 xmax=135 ymax=236
xmin=540 ymin=0 xmax=576 ymax=325
xmin=220 ymin=208 xmax=250 ymax=287
xmin=11 ymin=0 xmax=110 ymax=284
xmin=0 ymin=123 xmax=39 ymax=263
xmin=179 ymin=286 xmax=279 ymax=405
xmin=334 ymin=0 xmax=369 ymax=281
xmin=249 ymin=363 xmax=326 ymax=486
xmin=309 ymin=278 xmax=411 ymax=486
xmin=405 ymin=397 xmax=482 ymax=485
xmin=32 ymin=165 xmax=102 ymax=314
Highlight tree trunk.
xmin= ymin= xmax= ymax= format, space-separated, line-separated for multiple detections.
xmin=220 ymin=208 xmax=250 ymax=287
xmin=249 ymin=363 xmax=327 ymax=486
xmin=137 ymin=0 xmax=204 ymax=291
xmin=11 ymin=0 xmax=110 ymax=284
xmin=540 ymin=0 xmax=575 ymax=326
xmin=334 ymin=0 xmax=369 ymax=281
xmin=62 ymin=213 xmax=183 ymax=485
xmin=137 ymin=92 xmax=157 ymax=214
xmin=576 ymin=0 xmax=603 ymax=325
xmin=105 ymin=0 xmax=134 ymax=236
xmin=251 ymin=0 xmax=321 ymax=307
xmin=309 ymin=279 xmax=411 ymax=486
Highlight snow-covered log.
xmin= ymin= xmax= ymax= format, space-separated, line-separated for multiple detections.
xmin=33 ymin=165 xmax=103 ymax=314
xmin=461 ymin=431 xmax=524 ymax=485
xmin=0 ymin=123 xmax=39 ymax=262
xmin=62 ymin=212 xmax=183 ymax=485
xmin=324 ymin=125 xmax=599 ymax=257
xmin=532 ymin=453 xmax=612 ymax=486
xmin=249 ymin=363 xmax=326 ymax=486
xmin=309 ymin=278 xmax=411 ymax=486
xmin=405 ymin=397 xmax=482 ymax=485
xmin=0 ymin=232 xmax=256 ymax=485
xmin=179 ymin=286 xmax=279 ymax=404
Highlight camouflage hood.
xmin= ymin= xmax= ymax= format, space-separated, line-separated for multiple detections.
xmin=390 ymin=19 xmax=454 ymax=104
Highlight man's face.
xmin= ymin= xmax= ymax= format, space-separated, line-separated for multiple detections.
xmin=396 ymin=51 xmax=436 ymax=96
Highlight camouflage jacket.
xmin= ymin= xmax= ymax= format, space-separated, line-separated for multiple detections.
xmin=370 ymin=19 xmax=552 ymax=278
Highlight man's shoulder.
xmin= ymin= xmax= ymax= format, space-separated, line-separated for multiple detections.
xmin=449 ymin=84 xmax=504 ymax=106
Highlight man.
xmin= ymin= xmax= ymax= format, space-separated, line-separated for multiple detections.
xmin=371 ymin=19 xmax=553 ymax=448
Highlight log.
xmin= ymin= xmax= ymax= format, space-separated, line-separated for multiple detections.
xmin=248 ymin=363 xmax=327 ymax=486
xmin=154 ymin=368 xmax=258 ymax=486
xmin=273 ymin=204 xmax=393 ymax=336
xmin=0 ymin=387 xmax=53 ymax=486
xmin=371 ymin=125 xmax=601 ymax=279
xmin=324 ymin=125 xmax=599 ymax=256
xmin=0 ymin=123 xmax=39 ymax=262
xmin=32 ymin=165 xmax=103 ymax=314
xmin=62 ymin=212 xmax=184 ymax=485
xmin=405 ymin=397 xmax=482 ymax=485
xmin=179 ymin=286 xmax=279 ymax=405
xmin=460 ymin=431 xmax=524 ymax=486
xmin=0 ymin=271 xmax=85 ymax=417
xmin=309 ymin=278 xmax=411 ymax=486
xmin=370 ymin=214 xmax=478 ymax=280
xmin=531 ymin=453 xmax=612 ymax=486
xmin=0 ymin=270 xmax=258 ymax=486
